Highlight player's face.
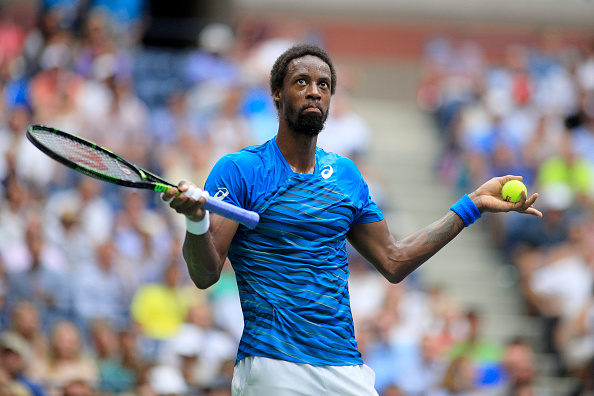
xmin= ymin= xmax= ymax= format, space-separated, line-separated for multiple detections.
xmin=276 ymin=55 xmax=332 ymax=136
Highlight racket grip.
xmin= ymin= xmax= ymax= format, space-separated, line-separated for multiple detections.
xmin=185 ymin=185 xmax=260 ymax=229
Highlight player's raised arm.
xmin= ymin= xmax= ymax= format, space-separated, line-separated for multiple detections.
xmin=162 ymin=180 xmax=238 ymax=289
xmin=347 ymin=175 xmax=541 ymax=284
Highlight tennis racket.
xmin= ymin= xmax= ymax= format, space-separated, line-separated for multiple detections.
xmin=26 ymin=124 xmax=260 ymax=229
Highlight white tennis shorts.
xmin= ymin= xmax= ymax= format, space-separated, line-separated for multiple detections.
xmin=231 ymin=356 xmax=379 ymax=396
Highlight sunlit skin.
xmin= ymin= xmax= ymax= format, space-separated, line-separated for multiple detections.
xmin=161 ymin=54 xmax=542 ymax=290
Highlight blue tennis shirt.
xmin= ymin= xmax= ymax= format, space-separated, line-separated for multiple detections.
xmin=204 ymin=138 xmax=384 ymax=366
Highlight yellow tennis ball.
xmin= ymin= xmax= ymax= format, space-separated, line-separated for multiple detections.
xmin=501 ymin=180 xmax=527 ymax=203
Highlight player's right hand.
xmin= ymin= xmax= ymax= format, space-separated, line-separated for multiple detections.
xmin=161 ymin=180 xmax=209 ymax=222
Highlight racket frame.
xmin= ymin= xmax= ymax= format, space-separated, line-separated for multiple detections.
xmin=26 ymin=124 xmax=175 ymax=193
xmin=26 ymin=124 xmax=260 ymax=229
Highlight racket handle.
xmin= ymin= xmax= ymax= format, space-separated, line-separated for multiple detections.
xmin=185 ymin=185 xmax=260 ymax=229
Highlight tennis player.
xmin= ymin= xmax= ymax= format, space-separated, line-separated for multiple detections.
xmin=162 ymin=44 xmax=542 ymax=396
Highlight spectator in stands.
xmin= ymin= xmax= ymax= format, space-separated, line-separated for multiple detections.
xmin=89 ymin=0 xmax=147 ymax=40
xmin=555 ymin=217 xmax=594 ymax=379
xmin=158 ymin=302 xmax=237 ymax=390
xmin=526 ymin=216 xmax=593 ymax=322
xmin=4 ymin=302 xmax=48 ymax=377
xmin=536 ymin=133 xmax=593 ymax=208
xmin=6 ymin=219 xmax=70 ymax=334
xmin=184 ymin=22 xmax=239 ymax=89
xmin=146 ymin=364 xmax=189 ymax=396
xmin=448 ymin=309 xmax=504 ymax=389
xmin=114 ymin=190 xmax=172 ymax=293
xmin=493 ymin=337 xmax=540 ymax=396
xmin=426 ymin=285 xmax=471 ymax=356
xmin=82 ymin=55 xmax=150 ymax=168
xmin=0 ymin=6 xmax=25 ymax=75
xmin=0 ymin=331 xmax=46 ymax=396
xmin=36 ymin=320 xmax=98 ymax=396
xmin=44 ymin=177 xmax=115 ymax=250
xmin=569 ymin=94 xmax=594 ymax=166
xmin=430 ymin=355 xmax=479 ymax=396
xmin=401 ymin=334 xmax=449 ymax=395
xmin=485 ymin=337 xmax=548 ymax=396
xmin=130 ymin=262 xmax=190 ymax=363
xmin=7 ymin=105 xmax=60 ymax=196
xmin=70 ymin=240 xmax=129 ymax=339
xmin=90 ymin=319 xmax=139 ymax=394
xmin=61 ymin=378 xmax=94 ymax=396
xmin=43 ymin=209 xmax=91 ymax=275
xmin=150 ymin=89 xmax=206 ymax=148
xmin=3 ymin=209 xmax=67 ymax=275
xmin=517 ymin=207 xmax=593 ymax=370
xmin=73 ymin=7 xmax=132 ymax=81
xmin=29 ymin=41 xmax=83 ymax=133
xmin=0 ymin=178 xmax=31 ymax=276
xmin=362 ymin=282 xmax=436 ymax=393
xmin=0 ymin=379 xmax=32 ymax=396
xmin=381 ymin=384 xmax=406 ymax=396
xmin=204 ymin=86 xmax=253 ymax=169
xmin=0 ymin=106 xmax=27 ymax=185
xmin=17 ymin=7 xmax=55 ymax=74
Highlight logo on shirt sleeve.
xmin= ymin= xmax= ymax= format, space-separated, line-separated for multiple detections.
xmin=214 ymin=188 xmax=230 ymax=200
xmin=321 ymin=165 xmax=333 ymax=179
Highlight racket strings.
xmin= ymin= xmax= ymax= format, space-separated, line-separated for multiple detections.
xmin=32 ymin=129 xmax=142 ymax=182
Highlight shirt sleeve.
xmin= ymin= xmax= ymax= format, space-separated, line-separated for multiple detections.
xmin=340 ymin=157 xmax=384 ymax=225
xmin=352 ymin=177 xmax=384 ymax=225
xmin=204 ymin=153 xmax=252 ymax=210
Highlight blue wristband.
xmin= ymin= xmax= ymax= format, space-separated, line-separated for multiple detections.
xmin=450 ymin=194 xmax=482 ymax=227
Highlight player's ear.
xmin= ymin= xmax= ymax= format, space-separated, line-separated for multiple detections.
xmin=273 ymin=90 xmax=281 ymax=103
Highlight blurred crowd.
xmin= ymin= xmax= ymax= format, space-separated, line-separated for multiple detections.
xmin=418 ymin=33 xmax=594 ymax=395
xmin=0 ymin=1 xmax=586 ymax=396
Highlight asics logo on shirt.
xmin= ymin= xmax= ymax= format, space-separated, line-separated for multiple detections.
xmin=321 ymin=165 xmax=333 ymax=179
xmin=214 ymin=188 xmax=230 ymax=199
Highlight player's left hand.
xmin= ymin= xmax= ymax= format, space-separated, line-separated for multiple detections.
xmin=469 ymin=175 xmax=542 ymax=217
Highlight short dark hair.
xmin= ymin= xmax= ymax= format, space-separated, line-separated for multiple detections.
xmin=269 ymin=44 xmax=337 ymax=109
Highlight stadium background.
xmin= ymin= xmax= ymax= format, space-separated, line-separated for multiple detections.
xmin=0 ymin=0 xmax=593 ymax=394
